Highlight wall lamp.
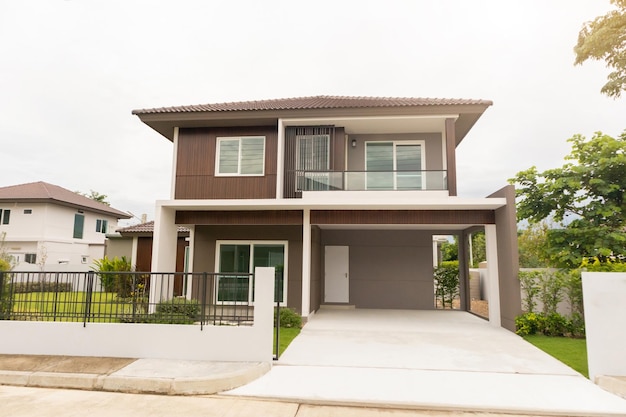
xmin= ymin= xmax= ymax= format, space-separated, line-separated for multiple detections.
xmin=351 ymin=139 xmax=357 ymax=148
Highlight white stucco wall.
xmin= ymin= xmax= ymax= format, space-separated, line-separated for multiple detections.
xmin=0 ymin=267 xmax=276 ymax=363
xmin=1 ymin=202 xmax=119 ymax=270
xmin=582 ymin=272 xmax=626 ymax=381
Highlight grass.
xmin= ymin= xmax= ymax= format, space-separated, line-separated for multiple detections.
xmin=274 ymin=326 xmax=301 ymax=356
xmin=11 ymin=291 xmax=148 ymax=322
xmin=523 ymin=334 xmax=588 ymax=378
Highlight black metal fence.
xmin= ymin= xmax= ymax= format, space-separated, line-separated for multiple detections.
xmin=0 ymin=271 xmax=258 ymax=327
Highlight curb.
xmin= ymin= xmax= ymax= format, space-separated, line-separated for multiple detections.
xmin=0 ymin=362 xmax=270 ymax=395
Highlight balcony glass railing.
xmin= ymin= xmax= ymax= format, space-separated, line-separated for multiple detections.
xmin=294 ymin=170 xmax=448 ymax=191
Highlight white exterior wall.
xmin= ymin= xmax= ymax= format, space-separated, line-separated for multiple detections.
xmin=0 ymin=267 xmax=276 ymax=363
xmin=582 ymin=272 xmax=626 ymax=381
xmin=0 ymin=202 xmax=120 ymax=270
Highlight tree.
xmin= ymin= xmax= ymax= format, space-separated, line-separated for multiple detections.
xmin=76 ymin=190 xmax=110 ymax=206
xmin=510 ymin=131 xmax=626 ymax=267
xmin=574 ymin=0 xmax=626 ymax=98
xmin=518 ymin=222 xmax=553 ymax=268
xmin=470 ymin=231 xmax=486 ymax=267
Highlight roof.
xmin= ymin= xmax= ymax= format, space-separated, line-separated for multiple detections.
xmin=116 ymin=221 xmax=189 ymax=234
xmin=0 ymin=181 xmax=131 ymax=219
xmin=132 ymin=95 xmax=493 ymax=115
xmin=133 ymin=95 xmax=493 ymax=144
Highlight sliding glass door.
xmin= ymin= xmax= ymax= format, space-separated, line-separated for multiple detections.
xmin=217 ymin=242 xmax=287 ymax=304
xmin=365 ymin=141 xmax=424 ymax=190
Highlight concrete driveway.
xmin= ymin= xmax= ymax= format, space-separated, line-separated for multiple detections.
xmin=226 ymin=308 xmax=626 ymax=416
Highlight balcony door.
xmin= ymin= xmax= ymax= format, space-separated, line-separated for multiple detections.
xmin=365 ymin=141 xmax=424 ymax=190
xmin=296 ymin=134 xmax=330 ymax=190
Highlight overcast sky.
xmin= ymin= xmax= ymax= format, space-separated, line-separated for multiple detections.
xmin=1 ymin=1 xmax=623 ymax=225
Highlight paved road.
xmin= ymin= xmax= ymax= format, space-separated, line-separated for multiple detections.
xmin=0 ymin=385 xmax=547 ymax=417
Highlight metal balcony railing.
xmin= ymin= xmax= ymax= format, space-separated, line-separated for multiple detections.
xmin=293 ymin=170 xmax=448 ymax=192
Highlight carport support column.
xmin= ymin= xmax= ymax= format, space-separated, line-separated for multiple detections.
xmin=149 ymin=205 xmax=177 ymax=312
xmin=485 ymin=225 xmax=501 ymax=327
xmin=301 ymin=209 xmax=311 ymax=318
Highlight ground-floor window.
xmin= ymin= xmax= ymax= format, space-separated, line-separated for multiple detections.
xmin=216 ymin=241 xmax=287 ymax=304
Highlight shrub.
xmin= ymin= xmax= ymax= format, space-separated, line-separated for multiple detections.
xmin=0 ymin=260 xmax=12 ymax=319
xmin=155 ymin=298 xmax=200 ymax=320
xmin=560 ymin=269 xmax=584 ymax=317
xmin=515 ymin=312 xmax=545 ymax=336
xmin=542 ymin=313 xmax=568 ymax=336
xmin=538 ymin=270 xmax=563 ymax=315
xmin=10 ymin=281 xmax=72 ymax=293
xmin=275 ymin=307 xmax=302 ymax=328
xmin=434 ymin=261 xmax=459 ymax=309
xmin=120 ymin=298 xmax=200 ymax=324
xmin=92 ymin=256 xmax=136 ymax=298
xmin=519 ymin=270 xmax=541 ymax=313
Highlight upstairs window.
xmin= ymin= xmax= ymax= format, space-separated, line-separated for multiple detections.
xmin=96 ymin=219 xmax=108 ymax=233
xmin=0 ymin=209 xmax=10 ymax=225
xmin=73 ymin=213 xmax=84 ymax=239
xmin=216 ymin=136 xmax=265 ymax=176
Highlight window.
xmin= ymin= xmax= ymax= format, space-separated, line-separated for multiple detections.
xmin=23 ymin=209 xmax=32 ymax=214
xmin=216 ymin=136 xmax=265 ymax=176
xmin=96 ymin=219 xmax=108 ymax=233
xmin=73 ymin=213 xmax=84 ymax=239
xmin=25 ymin=253 xmax=37 ymax=264
xmin=0 ymin=209 xmax=10 ymax=225
xmin=365 ymin=141 xmax=424 ymax=190
xmin=216 ymin=241 xmax=287 ymax=304
xmin=296 ymin=134 xmax=330 ymax=190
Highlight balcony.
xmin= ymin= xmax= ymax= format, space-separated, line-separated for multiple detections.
xmin=292 ymin=170 xmax=448 ymax=193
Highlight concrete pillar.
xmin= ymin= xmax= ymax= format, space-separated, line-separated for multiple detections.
xmin=484 ymin=224 xmax=501 ymax=327
xmin=149 ymin=205 xmax=177 ymax=311
xmin=301 ymin=209 xmax=311 ymax=317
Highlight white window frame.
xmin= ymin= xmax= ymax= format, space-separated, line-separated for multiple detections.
xmin=364 ymin=140 xmax=426 ymax=190
xmin=215 ymin=136 xmax=266 ymax=176
xmin=214 ymin=240 xmax=289 ymax=305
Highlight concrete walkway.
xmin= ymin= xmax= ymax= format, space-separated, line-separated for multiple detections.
xmin=225 ymin=309 xmax=626 ymax=416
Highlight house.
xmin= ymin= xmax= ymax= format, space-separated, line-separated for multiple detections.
xmin=0 ymin=181 xmax=131 ymax=270
xmin=106 ymin=221 xmax=190 ymax=295
xmin=132 ymin=96 xmax=520 ymax=331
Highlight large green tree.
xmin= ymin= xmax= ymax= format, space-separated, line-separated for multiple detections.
xmin=510 ymin=131 xmax=626 ymax=267
xmin=574 ymin=0 xmax=626 ymax=98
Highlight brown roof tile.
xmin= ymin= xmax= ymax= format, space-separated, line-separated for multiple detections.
xmin=132 ymin=95 xmax=492 ymax=115
xmin=116 ymin=221 xmax=189 ymax=234
xmin=0 ymin=181 xmax=131 ymax=218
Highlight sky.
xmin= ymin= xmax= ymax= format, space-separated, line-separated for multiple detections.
xmin=0 ymin=0 xmax=624 ymax=226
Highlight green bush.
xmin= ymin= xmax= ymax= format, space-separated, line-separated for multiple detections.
xmin=155 ymin=298 xmax=200 ymax=320
xmin=10 ymin=281 xmax=72 ymax=293
xmin=518 ymin=270 xmax=541 ymax=313
xmin=516 ymin=311 xmax=585 ymax=337
xmin=120 ymin=298 xmax=200 ymax=324
xmin=0 ymin=260 xmax=12 ymax=319
xmin=515 ymin=312 xmax=545 ymax=336
xmin=434 ymin=261 xmax=459 ymax=309
xmin=93 ymin=256 xmax=136 ymax=298
xmin=275 ymin=307 xmax=302 ymax=328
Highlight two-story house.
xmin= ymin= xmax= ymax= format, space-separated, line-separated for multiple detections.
xmin=0 ymin=181 xmax=130 ymax=270
xmin=133 ymin=96 xmax=520 ymax=331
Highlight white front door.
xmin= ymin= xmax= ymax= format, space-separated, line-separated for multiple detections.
xmin=324 ymin=246 xmax=349 ymax=303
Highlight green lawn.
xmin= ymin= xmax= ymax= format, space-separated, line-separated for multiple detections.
xmin=274 ymin=327 xmax=301 ymax=356
xmin=523 ymin=335 xmax=588 ymax=378
xmin=11 ymin=292 xmax=147 ymax=322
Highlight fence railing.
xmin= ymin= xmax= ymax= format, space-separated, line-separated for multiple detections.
xmin=0 ymin=271 xmax=260 ymax=328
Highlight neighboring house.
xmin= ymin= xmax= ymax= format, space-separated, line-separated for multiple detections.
xmin=106 ymin=221 xmax=190 ymax=295
xmin=0 ymin=181 xmax=130 ymax=270
xmin=133 ymin=96 xmax=520 ymax=330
